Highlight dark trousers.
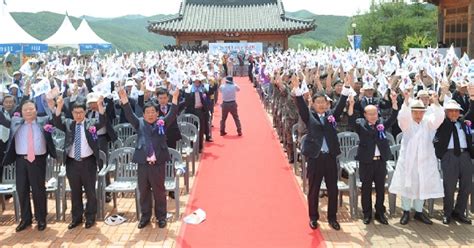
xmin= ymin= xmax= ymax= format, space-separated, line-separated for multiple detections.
xmin=16 ymin=155 xmax=47 ymax=222
xmin=307 ymin=154 xmax=338 ymax=221
xmin=191 ymin=108 xmax=209 ymax=151
xmin=441 ymin=150 xmax=473 ymax=216
xmin=137 ymin=163 xmax=167 ymax=221
xmin=167 ymin=138 xmax=178 ymax=149
xmin=66 ymin=156 xmax=97 ymax=222
xmin=359 ymin=160 xmax=387 ymax=217
xmin=220 ymin=101 xmax=242 ymax=134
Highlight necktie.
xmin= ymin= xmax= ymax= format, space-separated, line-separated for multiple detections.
xmin=319 ymin=115 xmax=325 ymax=125
xmin=319 ymin=115 xmax=329 ymax=153
xmin=452 ymin=122 xmax=461 ymax=156
xmin=161 ymin=105 xmax=167 ymax=115
xmin=26 ymin=123 xmax=35 ymax=163
xmin=74 ymin=123 xmax=82 ymax=161
xmin=147 ymin=124 xmax=155 ymax=157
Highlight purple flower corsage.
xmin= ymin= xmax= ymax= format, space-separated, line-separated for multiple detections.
xmin=156 ymin=118 xmax=165 ymax=135
xmin=88 ymin=126 xmax=98 ymax=141
xmin=327 ymin=115 xmax=337 ymax=128
xmin=376 ymin=124 xmax=386 ymax=140
xmin=43 ymin=124 xmax=55 ymax=133
xmin=13 ymin=112 xmax=20 ymax=117
xmin=465 ymin=120 xmax=472 ymax=134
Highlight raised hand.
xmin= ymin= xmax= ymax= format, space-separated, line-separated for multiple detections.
xmin=118 ymin=87 xmax=129 ymax=104
xmin=468 ymin=85 xmax=474 ymax=100
xmin=431 ymin=92 xmax=440 ymax=105
xmin=97 ymin=96 xmax=105 ymax=114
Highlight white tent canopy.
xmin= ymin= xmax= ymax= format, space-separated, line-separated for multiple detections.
xmin=43 ymin=14 xmax=81 ymax=49
xmin=0 ymin=4 xmax=42 ymax=44
xmin=76 ymin=19 xmax=110 ymax=45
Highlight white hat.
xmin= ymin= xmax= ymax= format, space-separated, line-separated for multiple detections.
xmin=197 ymin=74 xmax=206 ymax=81
xmin=410 ymin=100 xmax=426 ymax=111
xmin=417 ymin=90 xmax=429 ymax=98
xmin=390 ymin=46 xmax=397 ymax=52
xmin=362 ymin=84 xmax=375 ymax=90
xmin=104 ymin=214 xmax=127 ymax=226
xmin=12 ymin=71 xmax=21 ymax=76
xmin=86 ymin=92 xmax=100 ymax=105
xmin=133 ymin=72 xmax=144 ymax=80
xmin=75 ymin=75 xmax=85 ymax=81
xmin=124 ymin=80 xmax=136 ymax=87
xmin=444 ymin=100 xmax=463 ymax=111
xmin=8 ymin=84 xmax=18 ymax=89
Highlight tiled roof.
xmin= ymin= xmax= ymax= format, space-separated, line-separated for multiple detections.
xmin=148 ymin=0 xmax=315 ymax=35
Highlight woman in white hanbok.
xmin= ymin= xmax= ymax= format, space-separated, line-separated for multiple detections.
xmin=389 ymin=92 xmax=444 ymax=225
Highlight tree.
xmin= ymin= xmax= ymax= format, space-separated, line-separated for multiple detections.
xmin=351 ymin=1 xmax=437 ymax=52
xmin=402 ymin=33 xmax=434 ymax=51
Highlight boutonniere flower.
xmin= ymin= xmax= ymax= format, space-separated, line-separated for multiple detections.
xmin=327 ymin=115 xmax=337 ymax=128
xmin=13 ymin=112 xmax=20 ymax=117
xmin=156 ymin=118 xmax=165 ymax=135
xmin=43 ymin=124 xmax=55 ymax=133
xmin=376 ymin=124 xmax=386 ymax=140
xmin=465 ymin=120 xmax=472 ymax=134
xmin=88 ymin=126 xmax=98 ymax=141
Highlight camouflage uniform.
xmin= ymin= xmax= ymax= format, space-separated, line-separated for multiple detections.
xmin=281 ymin=84 xmax=299 ymax=162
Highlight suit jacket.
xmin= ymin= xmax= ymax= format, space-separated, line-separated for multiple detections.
xmin=87 ymin=97 xmax=118 ymax=142
xmin=434 ymin=100 xmax=474 ymax=159
xmin=158 ymin=103 xmax=182 ymax=143
xmin=349 ymin=108 xmax=399 ymax=163
xmin=1 ymin=114 xmax=57 ymax=165
xmin=452 ymin=91 xmax=470 ymax=115
xmin=52 ymin=114 xmax=106 ymax=165
xmin=183 ymin=87 xmax=209 ymax=113
xmin=295 ymin=93 xmax=348 ymax=159
xmin=122 ymin=101 xmax=178 ymax=165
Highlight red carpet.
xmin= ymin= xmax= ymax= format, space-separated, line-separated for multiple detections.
xmin=177 ymin=78 xmax=325 ymax=248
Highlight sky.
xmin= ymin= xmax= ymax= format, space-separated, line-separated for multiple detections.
xmin=4 ymin=0 xmax=374 ymax=18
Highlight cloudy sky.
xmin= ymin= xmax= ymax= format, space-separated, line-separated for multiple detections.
xmin=3 ymin=0 xmax=373 ymax=18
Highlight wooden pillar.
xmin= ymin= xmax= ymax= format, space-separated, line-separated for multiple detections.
xmin=469 ymin=0 xmax=474 ymax=58
xmin=175 ymin=36 xmax=181 ymax=46
xmin=438 ymin=6 xmax=445 ymax=43
xmin=283 ymin=36 xmax=289 ymax=50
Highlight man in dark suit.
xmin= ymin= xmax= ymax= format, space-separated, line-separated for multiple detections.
xmin=118 ymin=87 xmax=180 ymax=229
xmin=86 ymin=93 xmax=118 ymax=203
xmin=50 ymin=96 xmax=106 ymax=229
xmin=451 ymin=84 xmax=470 ymax=115
xmin=348 ymin=90 xmax=399 ymax=225
xmin=183 ymin=76 xmax=213 ymax=152
xmin=156 ymin=89 xmax=182 ymax=149
xmin=294 ymin=74 xmax=352 ymax=231
xmin=434 ymin=96 xmax=474 ymax=225
xmin=1 ymin=100 xmax=57 ymax=232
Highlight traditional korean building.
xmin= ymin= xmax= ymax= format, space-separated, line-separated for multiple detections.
xmin=427 ymin=0 xmax=474 ymax=57
xmin=147 ymin=0 xmax=316 ymax=51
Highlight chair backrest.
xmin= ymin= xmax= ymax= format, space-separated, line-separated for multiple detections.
xmin=46 ymin=151 xmax=64 ymax=181
xmin=178 ymin=114 xmax=200 ymax=131
xmin=176 ymin=135 xmax=191 ymax=153
xmin=386 ymin=132 xmax=395 ymax=146
xmin=52 ymin=128 xmax=65 ymax=140
xmin=390 ymin=144 xmax=401 ymax=164
xmin=123 ymin=134 xmax=138 ymax=148
xmin=166 ymin=148 xmax=183 ymax=180
xmin=1 ymin=163 xmax=16 ymax=184
xmin=292 ymin=124 xmax=298 ymax=143
xmin=300 ymin=134 xmax=307 ymax=149
xmin=113 ymin=123 xmax=136 ymax=142
xmin=108 ymin=139 xmax=124 ymax=151
xmin=337 ymin=132 xmax=360 ymax=157
xmin=99 ymin=150 xmax=107 ymax=168
xmin=396 ymin=132 xmax=403 ymax=144
xmin=178 ymin=122 xmax=198 ymax=140
xmin=108 ymin=147 xmax=137 ymax=181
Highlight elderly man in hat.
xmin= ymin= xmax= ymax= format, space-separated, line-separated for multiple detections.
xmin=389 ymin=88 xmax=444 ymax=225
xmin=219 ymin=76 xmax=242 ymax=137
xmin=434 ymin=91 xmax=474 ymax=225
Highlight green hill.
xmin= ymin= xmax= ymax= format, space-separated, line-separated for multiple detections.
xmin=10 ymin=10 xmax=349 ymax=52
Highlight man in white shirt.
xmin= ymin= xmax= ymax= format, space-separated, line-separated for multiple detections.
xmin=51 ymin=96 xmax=106 ymax=229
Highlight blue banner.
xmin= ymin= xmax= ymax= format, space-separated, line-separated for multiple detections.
xmin=354 ymin=35 xmax=362 ymax=50
xmin=0 ymin=44 xmax=22 ymax=55
xmin=79 ymin=43 xmax=112 ymax=52
xmin=0 ymin=43 xmax=48 ymax=55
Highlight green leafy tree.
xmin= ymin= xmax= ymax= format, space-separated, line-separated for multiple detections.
xmin=402 ymin=33 xmax=434 ymax=51
xmin=351 ymin=1 xmax=438 ymax=52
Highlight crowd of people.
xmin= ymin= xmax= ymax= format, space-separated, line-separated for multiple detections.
xmin=0 ymin=50 xmax=243 ymax=231
xmin=0 ymin=45 xmax=473 ymax=234
xmin=255 ymin=47 xmax=474 ymax=230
